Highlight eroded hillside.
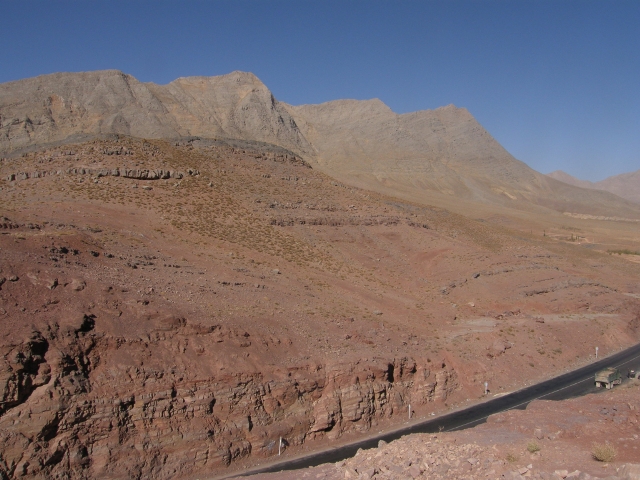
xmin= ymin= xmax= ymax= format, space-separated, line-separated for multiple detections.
xmin=0 ymin=137 xmax=639 ymax=478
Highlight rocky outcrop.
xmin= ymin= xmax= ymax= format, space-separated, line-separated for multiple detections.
xmin=269 ymin=215 xmax=400 ymax=227
xmin=308 ymin=358 xmax=456 ymax=439
xmin=0 ymin=333 xmax=50 ymax=416
xmin=5 ymin=166 xmax=200 ymax=182
xmin=0 ymin=70 xmax=312 ymax=158
xmin=0 ymin=320 xmax=459 ymax=479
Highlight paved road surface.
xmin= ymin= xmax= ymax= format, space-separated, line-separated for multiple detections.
xmin=226 ymin=343 xmax=640 ymax=478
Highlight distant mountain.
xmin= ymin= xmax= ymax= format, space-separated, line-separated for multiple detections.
xmin=285 ymin=99 xmax=640 ymax=218
xmin=592 ymin=170 xmax=640 ymax=205
xmin=2 ymin=69 xmax=639 ymax=219
xmin=546 ymin=171 xmax=595 ymax=189
xmin=547 ymin=170 xmax=640 ymax=205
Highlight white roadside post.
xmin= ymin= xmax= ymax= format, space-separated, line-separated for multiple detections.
xmin=278 ymin=437 xmax=282 ymax=456
xmin=408 ymin=404 xmax=411 ymax=420
xmin=484 ymin=382 xmax=488 ymax=395
xmin=596 ymin=346 xmax=599 ymax=359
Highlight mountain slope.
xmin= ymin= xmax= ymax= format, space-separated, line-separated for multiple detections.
xmin=548 ymin=169 xmax=640 ymax=204
xmin=286 ymin=100 xmax=640 ymax=219
xmin=286 ymin=101 xmax=539 ymax=195
xmin=1 ymin=136 xmax=639 ymax=478
xmin=1 ymin=70 xmax=639 ymax=219
xmin=547 ymin=170 xmax=594 ymax=189
xmin=597 ymin=169 xmax=640 ymax=204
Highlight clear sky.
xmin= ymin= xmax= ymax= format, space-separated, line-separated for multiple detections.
xmin=2 ymin=0 xmax=638 ymax=181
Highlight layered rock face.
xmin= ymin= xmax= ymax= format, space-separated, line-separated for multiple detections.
xmin=0 ymin=257 xmax=459 ymax=478
xmin=0 ymin=312 xmax=456 ymax=478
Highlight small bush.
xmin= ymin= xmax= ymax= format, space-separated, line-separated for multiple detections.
xmin=607 ymin=249 xmax=640 ymax=256
xmin=527 ymin=441 xmax=541 ymax=453
xmin=592 ymin=442 xmax=617 ymax=462
xmin=506 ymin=452 xmax=517 ymax=463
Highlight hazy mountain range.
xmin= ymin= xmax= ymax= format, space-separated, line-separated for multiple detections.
xmin=1 ymin=69 xmax=638 ymax=218
xmin=547 ymin=169 xmax=640 ymax=205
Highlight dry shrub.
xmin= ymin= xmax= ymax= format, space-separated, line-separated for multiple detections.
xmin=592 ymin=442 xmax=616 ymax=462
xmin=527 ymin=441 xmax=541 ymax=453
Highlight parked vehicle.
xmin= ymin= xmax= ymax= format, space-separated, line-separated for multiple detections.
xmin=628 ymin=369 xmax=640 ymax=379
xmin=595 ymin=368 xmax=622 ymax=389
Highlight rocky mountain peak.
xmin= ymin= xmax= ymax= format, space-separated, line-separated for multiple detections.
xmin=0 ymin=70 xmax=311 ymax=156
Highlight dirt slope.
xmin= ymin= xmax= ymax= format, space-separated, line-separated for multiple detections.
xmin=1 ymin=137 xmax=639 ymax=478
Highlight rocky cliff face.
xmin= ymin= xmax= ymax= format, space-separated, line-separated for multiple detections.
xmin=0 ymin=70 xmax=311 ymax=157
xmin=0 ymin=294 xmax=457 ymax=478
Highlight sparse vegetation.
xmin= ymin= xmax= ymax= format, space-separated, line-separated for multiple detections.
xmin=527 ymin=441 xmax=541 ymax=453
xmin=607 ymin=249 xmax=640 ymax=256
xmin=592 ymin=442 xmax=616 ymax=462
xmin=2 ymin=129 xmax=638 ymax=478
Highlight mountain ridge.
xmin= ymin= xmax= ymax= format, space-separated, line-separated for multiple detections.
xmin=2 ymin=69 xmax=639 ymax=219
xmin=0 ymin=69 xmax=311 ymax=156
xmin=2 ymin=71 xmax=640 ymax=479
xmin=547 ymin=169 xmax=640 ymax=205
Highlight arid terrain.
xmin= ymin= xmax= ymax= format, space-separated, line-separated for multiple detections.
xmin=547 ymin=170 xmax=640 ymax=206
xmin=2 ymin=70 xmax=640 ymax=219
xmin=248 ymin=381 xmax=640 ymax=480
xmin=1 ymin=70 xmax=640 ymax=479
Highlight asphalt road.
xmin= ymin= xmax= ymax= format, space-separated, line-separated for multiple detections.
xmin=227 ymin=343 xmax=640 ymax=478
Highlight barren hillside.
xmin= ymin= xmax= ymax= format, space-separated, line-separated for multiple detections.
xmin=285 ymin=101 xmax=640 ymax=220
xmin=1 ymin=136 xmax=639 ymax=478
xmin=2 ymin=70 xmax=640 ymax=221
xmin=547 ymin=171 xmax=595 ymax=190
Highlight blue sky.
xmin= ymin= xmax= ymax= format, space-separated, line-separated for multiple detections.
xmin=1 ymin=0 xmax=638 ymax=181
